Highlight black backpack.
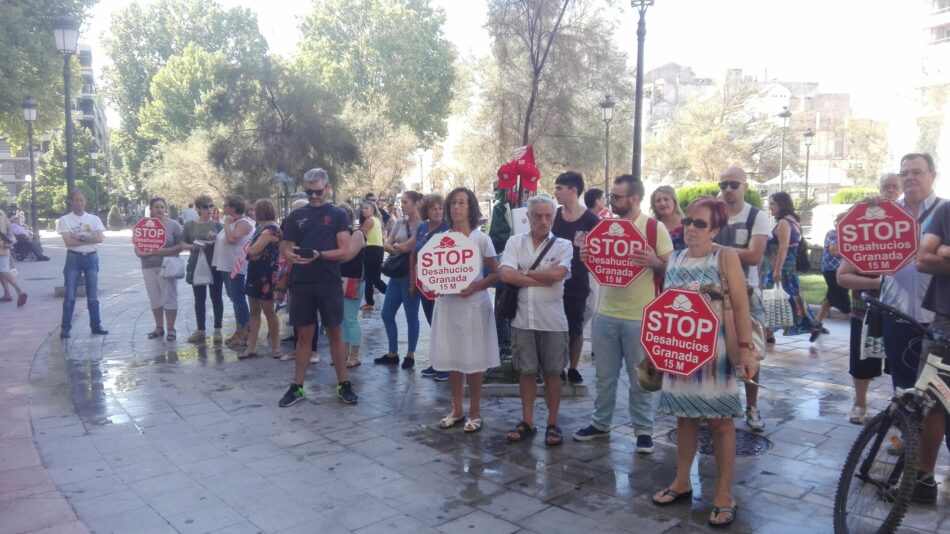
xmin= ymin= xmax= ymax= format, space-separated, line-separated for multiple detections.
xmin=795 ymin=234 xmax=811 ymax=272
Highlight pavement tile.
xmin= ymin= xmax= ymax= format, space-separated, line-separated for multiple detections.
xmin=321 ymin=494 xmax=401 ymax=531
xmin=435 ymin=510 xmax=520 ymax=534
xmin=0 ymin=496 xmax=79 ymax=533
xmin=69 ymin=488 xmax=146 ymax=520
xmin=166 ymin=502 xmax=246 ymax=534
xmin=81 ymin=506 xmax=171 ymax=534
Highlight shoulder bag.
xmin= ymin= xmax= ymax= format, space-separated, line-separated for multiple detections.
xmin=160 ymin=255 xmax=186 ymax=279
xmin=717 ymin=248 xmax=766 ymax=365
xmin=495 ymin=237 xmax=556 ymax=320
xmin=381 ymin=219 xmax=412 ymax=278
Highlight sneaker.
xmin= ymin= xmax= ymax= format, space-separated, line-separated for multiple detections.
xmin=310 ymin=352 xmax=320 ymax=364
xmin=434 ymin=372 xmax=449 ymax=381
xmin=912 ymin=472 xmax=938 ymax=504
xmin=745 ymin=407 xmax=765 ymax=432
xmin=374 ymin=353 xmax=399 ymax=365
xmin=573 ymin=425 xmax=610 ymax=442
xmin=401 ymin=357 xmax=415 ymax=370
xmin=636 ymin=435 xmax=655 ymax=454
xmin=809 ymin=322 xmax=823 ymax=343
xmin=212 ymin=329 xmax=223 ymax=343
xmin=567 ymin=368 xmax=583 ymax=385
xmin=90 ymin=327 xmax=109 ymax=335
xmin=279 ymin=352 xmax=296 ymax=362
xmin=336 ymin=381 xmax=359 ymax=404
xmin=187 ymin=330 xmax=206 ymax=344
xmin=60 ymin=329 xmax=70 ymax=339
xmin=421 ymin=366 xmax=437 ymax=377
xmin=278 ymin=384 xmax=305 ymax=407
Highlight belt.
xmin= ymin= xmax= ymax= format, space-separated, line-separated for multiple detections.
xmin=67 ymin=250 xmax=97 ymax=256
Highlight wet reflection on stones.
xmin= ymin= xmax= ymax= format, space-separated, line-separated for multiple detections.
xmin=667 ymin=426 xmax=773 ymax=456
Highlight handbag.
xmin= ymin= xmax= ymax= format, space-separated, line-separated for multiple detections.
xmin=381 ymin=220 xmax=412 ymax=278
xmin=160 ymin=255 xmax=186 ymax=279
xmin=192 ymin=252 xmax=213 ymax=286
xmin=860 ymin=307 xmax=886 ymax=360
xmin=636 ymin=357 xmax=662 ymax=392
xmin=716 ymin=248 xmax=764 ymax=366
xmin=762 ymin=282 xmax=794 ymax=331
xmin=342 ymin=277 xmax=360 ymax=299
xmin=495 ymin=237 xmax=557 ymax=320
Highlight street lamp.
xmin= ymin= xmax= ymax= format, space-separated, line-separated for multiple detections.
xmin=778 ymin=105 xmax=791 ymax=190
xmin=803 ymin=128 xmax=815 ymax=220
xmin=21 ymin=98 xmax=39 ymax=231
xmin=600 ymin=95 xmax=615 ymax=192
xmin=54 ymin=13 xmax=80 ymax=197
xmin=631 ymin=0 xmax=655 ymax=179
xmin=90 ymin=149 xmax=99 ymax=214
xmin=416 ymin=143 xmax=426 ymax=192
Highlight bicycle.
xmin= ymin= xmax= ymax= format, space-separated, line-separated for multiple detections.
xmin=833 ymin=295 xmax=950 ymax=533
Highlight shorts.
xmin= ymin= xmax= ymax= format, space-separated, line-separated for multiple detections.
xmin=289 ymin=283 xmax=343 ymax=328
xmin=511 ymin=326 xmax=568 ymax=376
xmin=142 ymin=267 xmax=179 ymax=310
xmin=849 ymin=317 xmax=883 ymax=379
xmin=563 ymin=294 xmax=588 ymax=339
xmin=822 ymin=270 xmax=852 ymax=314
xmin=0 ymin=253 xmax=9 ymax=273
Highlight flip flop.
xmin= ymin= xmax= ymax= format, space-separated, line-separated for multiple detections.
xmin=506 ymin=421 xmax=536 ymax=442
xmin=544 ymin=424 xmax=563 ymax=446
xmin=346 ymin=358 xmax=362 ymax=368
xmin=438 ymin=414 xmax=466 ymax=429
xmin=0 ymin=296 xmax=13 ymax=302
xmin=652 ymin=487 xmax=694 ymax=506
xmin=237 ymin=351 xmax=257 ymax=360
xmin=708 ymin=505 xmax=737 ymax=528
xmin=463 ymin=418 xmax=482 ymax=433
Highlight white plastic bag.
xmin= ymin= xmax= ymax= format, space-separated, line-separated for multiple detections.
xmin=762 ymin=282 xmax=793 ymax=331
xmin=192 ymin=252 xmax=213 ymax=286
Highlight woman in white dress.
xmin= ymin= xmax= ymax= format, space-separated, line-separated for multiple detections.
xmin=431 ymin=188 xmax=500 ymax=433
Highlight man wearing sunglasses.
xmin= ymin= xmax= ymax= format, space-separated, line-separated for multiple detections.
xmin=278 ymin=168 xmax=358 ymax=407
xmin=714 ymin=167 xmax=770 ymax=431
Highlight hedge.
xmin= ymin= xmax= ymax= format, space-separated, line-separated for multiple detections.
xmin=832 ymin=187 xmax=878 ymax=204
xmin=675 ymin=182 xmax=763 ymax=212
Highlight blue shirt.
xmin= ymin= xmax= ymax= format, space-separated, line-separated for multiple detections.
xmin=822 ymin=229 xmax=842 ymax=272
xmin=414 ymin=220 xmax=450 ymax=254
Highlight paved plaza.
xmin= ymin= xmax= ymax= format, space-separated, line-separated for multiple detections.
xmin=1 ymin=233 xmax=948 ymax=533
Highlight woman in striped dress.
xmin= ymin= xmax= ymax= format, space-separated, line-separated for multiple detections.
xmin=652 ymin=197 xmax=758 ymax=528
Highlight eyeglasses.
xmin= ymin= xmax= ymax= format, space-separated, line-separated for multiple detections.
xmin=682 ymin=217 xmax=711 ymax=229
xmin=898 ymin=169 xmax=929 ymax=178
xmin=305 ymin=188 xmax=325 ymax=197
xmin=718 ymin=181 xmax=742 ymax=190
xmin=609 ymin=193 xmax=632 ymax=201
xmin=199 ymin=204 xmax=214 ymax=209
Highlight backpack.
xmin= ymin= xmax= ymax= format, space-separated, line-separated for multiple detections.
xmin=794 ymin=220 xmax=811 ymax=272
xmin=646 ymin=217 xmax=662 ymax=295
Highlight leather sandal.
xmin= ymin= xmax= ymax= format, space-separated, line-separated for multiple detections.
xmin=544 ymin=425 xmax=563 ymax=446
xmin=147 ymin=328 xmax=165 ymax=339
xmin=506 ymin=421 xmax=536 ymax=442
xmin=708 ymin=505 xmax=737 ymax=528
xmin=166 ymin=329 xmax=177 ymax=341
xmin=438 ymin=413 xmax=466 ymax=429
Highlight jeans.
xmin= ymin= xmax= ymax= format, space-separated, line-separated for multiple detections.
xmin=62 ymin=251 xmax=102 ymax=331
xmin=590 ymin=314 xmax=655 ymax=436
xmin=192 ymin=269 xmax=224 ymax=331
xmin=342 ymin=280 xmax=364 ymax=345
xmin=382 ymin=278 xmax=420 ymax=353
xmin=222 ymin=271 xmax=249 ymax=328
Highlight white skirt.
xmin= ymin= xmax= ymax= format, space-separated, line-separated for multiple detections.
xmin=430 ymin=290 xmax=500 ymax=374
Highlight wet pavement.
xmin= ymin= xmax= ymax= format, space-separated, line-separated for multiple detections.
xmin=2 ymin=232 xmax=949 ymax=533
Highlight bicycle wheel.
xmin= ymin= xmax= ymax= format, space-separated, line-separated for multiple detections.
xmin=833 ymin=408 xmax=919 ymax=534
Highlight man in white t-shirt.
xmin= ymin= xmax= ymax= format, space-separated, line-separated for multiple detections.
xmin=57 ymin=190 xmax=108 ymax=338
xmin=714 ymin=167 xmax=770 ymax=431
xmin=181 ymin=203 xmax=199 ymax=224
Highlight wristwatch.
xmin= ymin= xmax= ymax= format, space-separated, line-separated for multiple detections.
xmin=738 ymin=342 xmax=752 ymax=349
xmin=79 ymin=234 xmax=86 ymax=242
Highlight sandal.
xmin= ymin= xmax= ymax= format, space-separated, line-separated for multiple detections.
xmin=271 ymin=350 xmax=283 ymax=359
xmin=652 ymin=487 xmax=694 ymax=506
xmin=506 ymin=421 xmax=536 ymax=443
xmin=544 ymin=424 xmax=563 ymax=446
xmin=166 ymin=329 xmax=177 ymax=341
xmin=708 ymin=505 xmax=737 ymax=528
xmin=147 ymin=328 xmax=165 ymax=339
xmin=237 ymin=351 xmax=257 ymax=360
xmin=438 ymin=413 xmax=466 ymax=429
xmin=463 ymin=418 xmax=483 ymax=433
xmin=346 ymin=358 xmax=362 ymax=368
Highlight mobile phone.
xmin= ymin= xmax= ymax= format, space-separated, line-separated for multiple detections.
xmin=295 ymin=247 xmax=315 ymax=259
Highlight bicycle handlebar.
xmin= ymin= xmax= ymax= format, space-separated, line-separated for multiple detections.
xmin=862 ymin=294 xmax=935 ymax=340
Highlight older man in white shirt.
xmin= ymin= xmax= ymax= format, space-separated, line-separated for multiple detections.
xmin=499 ymin=194 xmax=574 ymax=446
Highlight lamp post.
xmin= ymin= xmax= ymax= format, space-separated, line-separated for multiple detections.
xmin=778 ymin=105 xmax=791 ymax=190
xmin=54 ymin=14 xmax=80 ymax=197
xmin=416 ymin=143 xmax=426 ymax=192
xmin=89 ymin=149 xmax=99 ymax=214
xmin=803 ymin=128 xmax=814 ymax=220
xmin=600 ymin=95 xmax=615 ymax=192
xmin=21 ymin=98 xmax=39 ymax=231
xmin=631 ymin=0 xmax=654 ymax=178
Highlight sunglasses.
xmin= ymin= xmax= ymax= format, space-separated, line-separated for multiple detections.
xmin=305 ymin=188 xmax=325 ymax=197
xmin=682 ymin=217 xmax=711 ymax=229
xmin=718 ymin=181 xmax=742 ymax=190
xmin=199 ymin=204 xmax=214 ymax=209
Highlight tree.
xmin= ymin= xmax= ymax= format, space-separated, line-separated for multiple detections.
xmin=337 ymin=105 xmax=418 ymax=202
xmin=16 ymin=127 xmax=99 ymax=221
xmin=140 ymin=130 xmax=231 ymax=208
xmin=0 ymin=0 xmax=97 ymax=146
xmin=845 ymin=118 xmax=889 ymax=187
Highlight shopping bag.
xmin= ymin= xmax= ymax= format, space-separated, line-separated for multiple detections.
xmin=762 ymin=282 xmax=793 ymax=331
xmin=193 ymin=253 xmax=213 ymax=286
xmin=160 ymin=256 xmax=186 ymax=279
xmin=860 ymin=308 xmax=886 ymax=360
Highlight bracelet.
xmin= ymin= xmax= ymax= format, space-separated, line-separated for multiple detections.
xmin=738 ymin=342 xmax=752 ymax=349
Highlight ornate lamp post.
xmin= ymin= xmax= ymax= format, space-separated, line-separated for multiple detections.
xmin=803 ymin=128 xmax=815 ymax=219
xmin=600 ymin=95 xmax=615 ymax=192
xmin=631 ymin=0 xmax=655 ymax=178
xmin=89 ymin=149 xmax=99 ymax=214
xmin=53 ymin=14 xmax=80 ymax=196
xmin=21 ymin=98 xmax=39 ymax=231
xmin=778 ymin=105 xmax=791 ymax=190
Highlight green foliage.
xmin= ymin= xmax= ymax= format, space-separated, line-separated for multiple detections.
xmin=0 ymin=0 xmax=97 ymax=146
xmin=832 ymin=187 xmax=878 ymax=204
xmin=675 ymin=182 xmax=762 ymax=212
xmin=296 ymin=0 xmax=456 ymax=142
xmin=141 ymin=130 xmax=231 ymax=207
xmin=15 ymin=127 xmax=100 ymax=219
xmin=107 ymin=205 xmax=123 ymax=229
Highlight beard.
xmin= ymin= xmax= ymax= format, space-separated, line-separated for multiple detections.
xmin=611 ymin=204 xmax=629 ymax=217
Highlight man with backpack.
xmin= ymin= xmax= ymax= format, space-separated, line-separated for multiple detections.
xmin=715 ymin=167 xmax=771 ymax=431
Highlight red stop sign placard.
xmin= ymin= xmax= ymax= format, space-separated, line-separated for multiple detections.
xmin=641 ymin=288 xmax=720 ymax=377
xmin=584 ymin=218 xmax=648 ymax=287
xmin=132 ymin=217 xmax=167 ymax=253
xmin=836 ymin=201 xmax=919 ymax=275
xmin=416 ymin=232 xmax=480 ymax=294
xmin=415 ymin=276 xmax=437 ymax=300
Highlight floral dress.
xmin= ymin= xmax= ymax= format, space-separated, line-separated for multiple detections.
xmin=245 ymin=224 xmax=281 ymax=301
xmin=658 ymin=248 xmax=743 ymax=419
xmin=762 ymin=217 xmax=816 ymax=335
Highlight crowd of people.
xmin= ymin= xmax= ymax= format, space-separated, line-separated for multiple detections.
xmin=12 ymin=149 xmax=948 ymax=528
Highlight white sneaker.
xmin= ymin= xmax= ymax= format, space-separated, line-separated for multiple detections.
xmin=309 ymin=352 xmax=320 ymax=364
xmin=279 ymin=353 xmax=295 ymax=362
xmin=745 ymin=407 xmax=765 ymax=432
xmin=849 ymin=405 xmax=867 ymax=425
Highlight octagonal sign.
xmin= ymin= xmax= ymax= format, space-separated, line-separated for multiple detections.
xmin=583 ymin=218 xmax=648 ymax=287
xmin=641 ymin=288 xmax=720 ymax=377
xmin=415 ymin=276 xmax=437 ymax=301
xmin=132 ymin=217 xmax=166 ymax=253
xmin=416 ymin=232 xmax=480 ymax=295
xmin=836 ymin=200 xmax=919 ymax=276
